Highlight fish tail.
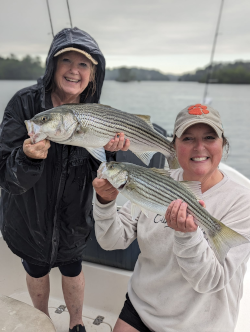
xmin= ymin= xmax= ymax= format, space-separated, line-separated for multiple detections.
xmin=207 ymin=218 xmax=249 ymax=265
xmin=165 ymin=154 xmax=180 ymax=169
xmin=162 ymin=140 xmax=180 ymax=169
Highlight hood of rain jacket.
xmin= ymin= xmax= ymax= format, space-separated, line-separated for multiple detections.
xmin=41 ymin=27 xmax=106 ymax=107
xmin=0 ymin=27 xmax=111 ymax=267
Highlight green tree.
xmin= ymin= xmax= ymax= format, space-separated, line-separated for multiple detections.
xmin=116 ymin=67 xmax=136 ymax=82
xmin=0 ymin=54 xmax=45 ymax=80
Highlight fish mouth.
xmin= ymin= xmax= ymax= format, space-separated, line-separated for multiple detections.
xmin=118 ymin=182 xmax=127 ymax=190
xmin=25 ymin=120 xmax=47 ymax=143
xmin=97 ymin=162 xmax=107 ymax=179
xmin=97 ymin=162 xmax=127 ymax=190
xmin=24 ymin=120 xmax=32 ymax=133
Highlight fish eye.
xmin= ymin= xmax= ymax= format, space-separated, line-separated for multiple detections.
xmin=41 ymin=116 xmax=48 ymax=122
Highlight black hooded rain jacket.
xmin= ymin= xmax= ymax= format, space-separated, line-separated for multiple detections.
xmin=0 ymin=27 xmax=111 ymax=268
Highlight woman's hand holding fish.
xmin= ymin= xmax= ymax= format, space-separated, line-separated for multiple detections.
xmin=104 ymin=133 xmax=130 ymax=152
xmin=23 ymin=138 xmax=51 ymax=159
xmin=165 ymin=199 xmax=205 ymax=233
xmin=93 ymin=178 xmax=119 ymax=204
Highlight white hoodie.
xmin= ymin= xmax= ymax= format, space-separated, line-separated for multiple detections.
xmin=93 ymin=170 xmax=250 ymax=332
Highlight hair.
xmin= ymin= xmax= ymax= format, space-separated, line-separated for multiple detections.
xmin=170 ymin=133 xmax=230 ymax=160
xmin=222 ymin=135 xmax=229 ymax=160
xmin=86 ymin=63 xmax=97 ymax=97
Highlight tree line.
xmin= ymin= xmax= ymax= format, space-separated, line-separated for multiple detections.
xmin=0 ymin=54 xmax=45 ymax=80
xmin=178 ymin=61 xmax=250 ymax=84
xmin=0 ymin=55 xmax=170 ymax=81
xmin=105 ymin=67 xmax=170 ymax=82
xmin=0 ymin=54 xmax=249 ymax=84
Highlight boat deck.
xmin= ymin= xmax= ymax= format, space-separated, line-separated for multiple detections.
xmin=0 ymin=235 xmax=132 ymax=331
xmin=4 ymin=291 xmax=113 ymax=331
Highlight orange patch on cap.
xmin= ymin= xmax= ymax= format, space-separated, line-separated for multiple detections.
xmin=188 ymin=104 xmax=209 ymax=115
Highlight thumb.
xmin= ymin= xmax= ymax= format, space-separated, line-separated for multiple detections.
xmin=93 ymin=177 xmax=108 ymax=188
xmin=24 ymin=138 xmax=33 ymax=145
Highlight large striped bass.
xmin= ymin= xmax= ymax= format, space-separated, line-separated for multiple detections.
xmin=97 ymin=161 xmax=249 ymax=265
xmin=24 ymin=103 xmax=179 ymax=168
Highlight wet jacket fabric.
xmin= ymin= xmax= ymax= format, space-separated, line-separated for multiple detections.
xmin=0 ymin=27 xmax=111 ymax=267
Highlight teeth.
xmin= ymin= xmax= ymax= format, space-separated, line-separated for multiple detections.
xmin=192 ymin=157 xmax=208 ymax=161
xmin=65 ymin=78 xmax=79 ymax=82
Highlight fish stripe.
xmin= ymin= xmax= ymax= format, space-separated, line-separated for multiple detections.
xmin=126 ymin=168 xmax=219 ymax=232
xmin=71 ymin=108 xmax=174 ymax=154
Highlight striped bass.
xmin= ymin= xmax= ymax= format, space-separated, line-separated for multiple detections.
xmin=97 ymin=161 xmax=249 ymax=265
xmin=24 ymin=103 xmax=179 ymax=168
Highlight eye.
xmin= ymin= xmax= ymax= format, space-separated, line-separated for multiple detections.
xmin=182 ymin=136 xmax=193 ymax=141
xmin=41 ymin=116 xmax=48 ymax=122
xmin=205 ymin=135 xmax=216 ymax=140
xmin=62 ymin=58 xmax=70 ymax=63
xmin=80 ymin=62 xmax=88 ymax=67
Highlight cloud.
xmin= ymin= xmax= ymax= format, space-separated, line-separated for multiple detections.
xmin=0 ymin=0 xmax=249 ymax=73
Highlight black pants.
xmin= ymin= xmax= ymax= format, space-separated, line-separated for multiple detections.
xmin=119 ymin=293 xmax=152 ymax=332
xmin=22 ymin=259 xmax=82 ymax=278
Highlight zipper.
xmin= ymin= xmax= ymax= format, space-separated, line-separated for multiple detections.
xmin=50 ymin=145 xmax=68 ymax=266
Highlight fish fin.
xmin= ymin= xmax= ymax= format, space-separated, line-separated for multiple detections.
xmin=98 ymin=103 xmax=113 ymax=108
xmin=86 ymin=147 xmax=107 ymax=162
xmin=179 ymin=181 xmax=202 ymax=200
xmin=150 ymin=168 xmax=171 ymax=177
xmin=131 ymin=203 xmax=141 ymax=221
xmin=133 ymin=151 xmax=157 ymax=166
xmin=166 ymin=155 xmax=180 ymax=169
xmin=134 ymin=114 xmax=155 ymax=130
xmin=205 ymin=218 xmax=249 ymax=265
xmin=131 ymin=203 xmax=149 ymax=220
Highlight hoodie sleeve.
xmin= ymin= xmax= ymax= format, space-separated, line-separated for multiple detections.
xmin=0 ymin=97 xmax=44 ymax=194
xmin=94 ymin=197 xmax=138 ymax=250
xmin=172 ymin=192 xmax=250 ymax=293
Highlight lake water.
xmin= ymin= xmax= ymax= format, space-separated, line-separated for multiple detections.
xmin=0 ymin=80 xmax=249 ymax=178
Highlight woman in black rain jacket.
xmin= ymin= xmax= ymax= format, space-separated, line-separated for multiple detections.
xmin=0 ymin=27 xmax=129 ymax=332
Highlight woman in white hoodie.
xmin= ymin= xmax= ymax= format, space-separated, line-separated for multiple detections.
xmin=92 ymin=104 xmax=250 ymax=332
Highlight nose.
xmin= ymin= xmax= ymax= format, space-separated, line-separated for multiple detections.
xmin=193 ymin=139 xmax=205 ymax=151
xmin=69 ymin=62 xmax=79 ymax=74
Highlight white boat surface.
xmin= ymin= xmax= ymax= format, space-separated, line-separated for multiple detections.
xmin=0 ymin=162 xmax=250 ymax=331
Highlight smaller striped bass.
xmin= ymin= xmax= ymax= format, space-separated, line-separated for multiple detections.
xmin=97 ymin=161 xmax=249 ymax=265
xmin=24 ymin=103 xmax=179 ymax=169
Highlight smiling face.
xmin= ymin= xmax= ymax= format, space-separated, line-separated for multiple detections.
xmin=53 ymin=51 xmax=92 ymax=100
xmin=174 ymin=123 xmax=223 ymax=185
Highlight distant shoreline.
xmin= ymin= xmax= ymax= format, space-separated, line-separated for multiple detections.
xmin=0 ymin=55 xmax=249 ymax=84
xmin=0 ymin=79 xmax=249 ymax=85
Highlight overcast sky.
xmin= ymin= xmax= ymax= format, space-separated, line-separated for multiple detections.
xmin=0 ymin=0 xmax=249 ymax=74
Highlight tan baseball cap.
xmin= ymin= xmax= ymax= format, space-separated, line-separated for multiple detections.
xmin=54 ymin=47 xmax=98 ymax=65
xmin=173 ymin=104 xmax=224 ymax=138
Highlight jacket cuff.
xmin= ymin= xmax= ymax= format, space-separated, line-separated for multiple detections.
xmin=174 ymin=227 xmax=204 ymax=247
xmin=18 ymin=146 xmax=44 ymax=165
xmin=94 ymin=194 xmax=117 ymax=217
